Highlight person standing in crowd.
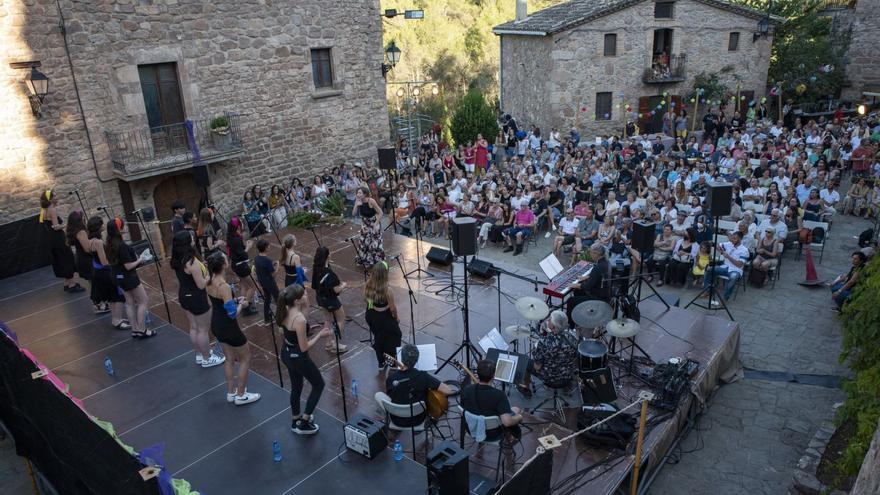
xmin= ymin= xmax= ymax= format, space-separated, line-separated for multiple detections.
xmin=171 ymin=200 xmax=186 ymax=235
xmin=171 ymin=231 xmax=224 ymax=368
xmin=353 ymin=187 xmax=384 ymax=268
xmin=105 ymin=218 xmax=154 ymax=338
xmin=206 ymin=252 xmax=260 ymax=406
xmin=364 ymin=262 xmax=402 ymax=372
xmin=67 ymin=211 xmax=97 ymax=311
xmin=475 ymin=133 xmax=489 ymax=176
xmin=85 ymin=217 xmax=129 ymax=330
xmin=312 ymin=246 xmax=349 ymax=354
xmin=253 ymin=238 xmax=279 ymax=325
xmin=226 ymin=216 xmax=258 ymax=316
xmin=197 ymin=207 xmax=225 ymax=259
xmin=39 ymin=190 xmax=83 ymax=292
xmin=385 ymin=344 xmax=454 ymax=427
xmin=280 ymin=234 xmax=306 ymax=287
xmin=277 ymin=283 xmax=330 ymax=434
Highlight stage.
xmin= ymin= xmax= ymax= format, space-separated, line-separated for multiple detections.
xmin=0 ymin=222 xmax=741 ymax=494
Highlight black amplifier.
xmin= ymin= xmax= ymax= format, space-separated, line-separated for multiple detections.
xmin=344 ymin=414 xmax=387 ymax=459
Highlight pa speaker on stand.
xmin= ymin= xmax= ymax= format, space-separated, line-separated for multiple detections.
xmin=378 ymin=148 xmax=396 ymax=170
xmin=451 ymin=217 xmax=477 ymax=256
xmin=705 ymin=181 xmax=733 ymax=217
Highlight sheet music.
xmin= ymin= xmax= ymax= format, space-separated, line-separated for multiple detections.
xmin=494 ymin=354 xmax=518 ymax=383
xmin=478 ymin=328 xmax=509 ymax=354
xmin=396 ymin=344 xmax=437 ymax=371
xmin=539 ymin=254 xmax=565 ymax=280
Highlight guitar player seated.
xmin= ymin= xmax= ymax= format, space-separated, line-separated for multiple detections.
xmin=386 ymin=344 xmax=454 ymax=427
xmin=460 ymin=359 xmax=523 ymax=442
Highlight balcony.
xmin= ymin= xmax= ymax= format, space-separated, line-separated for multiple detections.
xmin=643 ymin=54 xmax=687 ymax=84
xmin=105 ymin=113 xmax=245 ymax=181
xmin=821 ymin=0 xmax=856 ymax=9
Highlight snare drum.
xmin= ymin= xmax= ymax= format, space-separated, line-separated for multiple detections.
xmin=578 ymin=339 xmax=608 ymax=372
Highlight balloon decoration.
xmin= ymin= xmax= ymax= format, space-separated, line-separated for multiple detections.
xmin=581 ymin=106 xmax=587 ymax=112
xmin=796 ymin=83 xmax=807 ymax=95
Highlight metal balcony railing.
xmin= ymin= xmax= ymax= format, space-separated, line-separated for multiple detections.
xmin=105 ymin=113 xmax=245 ymax=178
xmin=821 ymin=0 xmax=856 ymax=9
xmin=643 ymin=54 xmax=687 ymax=84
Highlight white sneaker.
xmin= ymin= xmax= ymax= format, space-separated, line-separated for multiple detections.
xmin=234 ymin=390 xmax=261 ymax=406
xmin=226 ymin=392 xmax=237 ymax=403
xmin=196 ymin=354 xmax=204 ymax=365
xmin=545 ymin=232 xmax=552 ymax=238
xmin=201 ymin=352 xmax=226 ymax=368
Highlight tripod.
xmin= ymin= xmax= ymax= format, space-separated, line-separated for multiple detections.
xmin=405 ymin=215 xmax=433 ymax=279
xmin=131 ymin=209 xmax=173 ymax=325
xmin=685 ymin=215 xmax=734 ymax=320
xmin=436 ymin=255 xmax=482 ymax=373
xmin=433 ymin=228 xmax=462 ymax=297
xmin=244 ymin=271 xmax=284 ymax=388
xmin=631 ymin=251 xmax=670 ymax=311
xmin=394 ymin=255 xmax=418 ymax=345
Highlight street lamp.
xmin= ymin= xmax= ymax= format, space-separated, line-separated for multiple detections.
xmin=857 ymin=104 xmax=866 ymax=115
xmin=383 ymin=9 xmax=424 ymax=19
xmin=382 ymin=41 xmax=401 ymax=79
xmin=9 ymin=62 xmax=49 ymax=118
xmin=753 ymin=0 xmax=773 ymax=42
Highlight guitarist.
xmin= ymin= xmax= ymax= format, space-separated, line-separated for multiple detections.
xmin=460 ymin=359 xmax=523 ymax=442
xmin=386 ymin=344 xmax=454 ymax=427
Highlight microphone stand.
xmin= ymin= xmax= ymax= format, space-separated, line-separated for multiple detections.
xmin=330 ymin=310 xmax=349 ymax=422
xmin=131 ymin=210 xmax=173 ymax=325
xmin=96 ymin=205 xmax=113 ymax=222
xmin=437 ymin=255 xmax=482 ymax=373
xmin=394 ymin=255 xmax=418 ymax=344
xmin=249 ymin=207 xmax=284 ymax=247
xmin=69 ymin=189 xmax=88 ymax=216
xmin=244 ymin=269 xmax=284 ymax=388
xmin=404 ymin=216 xmax=433 ymax=279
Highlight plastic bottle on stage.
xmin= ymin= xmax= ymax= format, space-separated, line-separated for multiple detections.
xmin=104 ymin=357 xmax=114 ymax=376
xmin=145 ymin=312 xmax=152 ymax=327
xmin=393 ymin=440 xmax=403 ymax=462
xmin=351 ymin=379 xmax=359 ymax=403
xmin=272 ymin=441 xmax=282 ymax=462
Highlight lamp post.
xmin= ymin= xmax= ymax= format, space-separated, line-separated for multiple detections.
xmin=381 ymin=41 xmax=401 ymax=79
xmin=9 ymin=62 xmax=49 ymax=117
xmin=388 ymin=81 xmax=440 ymax=155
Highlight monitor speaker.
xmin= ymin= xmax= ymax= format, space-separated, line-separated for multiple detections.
xmin=193 ymin=166 xmax=210 ymax=187
xmin=426 ymin=247 xmax=453 ymax=266
xmin=451 ymin=217 xmax=477 ymax=256
xmin=631 ymin=220 xmax=656 ymax=253
xmin=467 ymin=258 xmax=495 ymax=278
xmin=427 ymin=442 xmax=469 ymax=495
xmin=377 ymin=148 xmax=396 ymax=170
xmin=706 ymin=182 xmax=733 ymax=217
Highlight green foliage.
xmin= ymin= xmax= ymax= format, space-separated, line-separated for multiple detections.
xmin=730 ymin=0 xmax=849 ymax=102
xmin=687 ymin=71 xmax=732 ymax=103
xmin=450 ymin=89 xmax=498 ymax=148
xmin=288 ymin=211 xmax=321 ymax=229
xmin=835 ymin=255 xmax=880 ymax=478
xmin=316 ymin=194 xmax=345 ymax=218
xmin=210 ymin=116 xmax=229 ymax=130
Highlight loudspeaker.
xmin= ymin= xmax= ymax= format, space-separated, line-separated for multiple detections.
xmin=579 ymin=367 xmax=618 ymax=404
xmin=139 ymin=206 xmax=156 ymax=222
xmin=426 ymin=247 xmax=453 ymax=266
xmin=377 ymin=148 xmax=396 ymax=170
xmin=631 ymin=220 xmax=656 ymax=253
xmin=343 ymin=414 xmax=387 ymax=459
xmin=467 ymin=258 xmax=495 ymax=278
xmin=705 ymin=182 xmax=733 ymax=217
xmin=427 ymin=442 xmax=469 ymax=495
xmin=193 ymin=165 xmax=210 ymax=187
xmin=451 ymin=217 xmax=477 ymax=256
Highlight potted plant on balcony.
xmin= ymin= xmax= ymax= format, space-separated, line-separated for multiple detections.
xmin=210 ymin=115 xmax=231 ymax=150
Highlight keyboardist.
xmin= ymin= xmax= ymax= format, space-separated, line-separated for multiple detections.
xmin=567 ymin=244 xmax=611 ymax=322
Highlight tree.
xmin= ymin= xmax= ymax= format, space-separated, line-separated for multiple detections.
xmin=450 ymin=89 xmax=498 ymax=147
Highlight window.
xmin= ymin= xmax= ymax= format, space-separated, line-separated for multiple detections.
xmin=138 ymin=63 xmax=185 ymax=129
xmin=310 ymin=48 xmax=334 ymax=89
xmin=595 ymin=92 xmax=612 ymax=120
xmin=728 ymin=32 xmax=740 ymax=52
xmin=654 ymin=1 xmax=674 ymax=19
xmin=604 ymin=34 xmax=617 ymax=57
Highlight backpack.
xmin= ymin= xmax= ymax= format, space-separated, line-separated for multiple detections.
xmin=858 ymin=229 xmax=874 ymax=248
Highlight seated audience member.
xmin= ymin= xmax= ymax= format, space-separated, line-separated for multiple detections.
xmin=830 ymin=251 xmax=867 ymax=311
xmin=385 ymin=344 xmax=454 ymax=427
xmin=553 ymin=209 xmax=580 ymax=259
xmin=701 ymin=231 xmax=749 ymax=303
xmin=503 ymin=202 xmax=536 ymax=256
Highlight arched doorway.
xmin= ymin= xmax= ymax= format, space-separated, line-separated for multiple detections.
xmin=153 ymin=173 xmax=201 ymax=253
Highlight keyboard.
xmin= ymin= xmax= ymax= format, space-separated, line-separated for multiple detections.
xmin=543 ymin=261 xmax=593 ymax=299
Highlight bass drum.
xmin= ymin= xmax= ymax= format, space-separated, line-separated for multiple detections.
xmin=578 ymin=339 xmax=608 ymax=372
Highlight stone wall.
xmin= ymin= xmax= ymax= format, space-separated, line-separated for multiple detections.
xmin=840 ymin=0 xmax=880 ymax=100
xmin=499 ymin=0 xmax=773 ymax=137
xmin=0 ymin=0 xmax=389 ymax=225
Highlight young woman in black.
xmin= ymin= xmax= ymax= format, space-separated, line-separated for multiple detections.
xmin=85 ymin=217 xmax=129 ymax=330
xmin=226 ymin=216 xmax=258 ymax=316
xmin=171 ymin=231 xmax=225 ymax=368
xmin=206 ymin=253 xmax=260 ymax=405
xmin=67 ymin=211 xmax=99 ymax=312
xmin=280 ymin=234 xmax=306 ymax=287
xmin=363 ymin=262 xmax=402 ymax=372
xmin=277 ymin=284 xmax=330 ymax=434
xmin=39 ymin=189 xmax=83 ymax=292
xmin=106 ymin=218 xmax=154 ymax=338
xmin=311 ymin=246 xmax=348 ymax=354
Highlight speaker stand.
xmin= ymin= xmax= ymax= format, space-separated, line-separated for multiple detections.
xmin=405 ymin=217 xmax=434 ymax=279
xmin=684 ymin=216 xmax=734 ymax=321
xmin=436 ymin=255 xmax=482 ymax=374
xmin=433 ymin=233 xmax=462 ymax=297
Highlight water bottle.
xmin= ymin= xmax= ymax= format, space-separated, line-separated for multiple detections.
xmin=104 ymin=357 xmax=114 ymax=376
xmin=351 ymin=379 xmax=359 ymax=403
xmin=393 ymin=440 xmax=403 ymax=462
xmin=144 ymin=312 xmax=152 ymax=327
xmin=272 ymin=441 xmax=282 ymax=462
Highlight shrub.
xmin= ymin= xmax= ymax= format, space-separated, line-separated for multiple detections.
xmin=450 ymin=89 xmax=497 ymax=149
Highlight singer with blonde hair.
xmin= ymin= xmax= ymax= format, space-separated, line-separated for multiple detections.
xmin=363 ymin=261 xmax=402 ymax=371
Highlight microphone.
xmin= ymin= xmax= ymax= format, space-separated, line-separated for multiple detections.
xmin=391 ymin=377 xmax=411 ymax=388
xmin=67 ymin=190 xmax=78 ymax=196
xmin=130 ymin=208 xmax=144 ymax=215
xmin=346 ymin=236 xmax=358 ymax=242
xmin=96 ymin=205 xmax=108 ymax=211
xmin=235 ymin=260 xmax=250 ymax=267
xmin=386 ymin=253 xmax=401 ymax=262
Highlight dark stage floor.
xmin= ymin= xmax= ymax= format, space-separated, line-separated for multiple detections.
xmin=0 ymin=223 xmax=740 ymax=494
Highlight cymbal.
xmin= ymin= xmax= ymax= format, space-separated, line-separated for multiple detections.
xmin=605 ymin=318 xmax=640 ymax=338
xmin=503 ymin=325 xmax=532 ymax=340
xmin=571 ymin=300 xmax=613 ymax=328
xmin=514 ymin=297 xmax=550 ymax=321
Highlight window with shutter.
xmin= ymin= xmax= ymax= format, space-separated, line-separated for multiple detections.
xmin=595 ymin=92 xmax=612 ymax=120
xmin=728 ymin=32 xmax=740 ymax=52
xmin=310 ymin=48 xmax=334 ymax=89
xmin=604 ymin=34 xmax=617 ymax=57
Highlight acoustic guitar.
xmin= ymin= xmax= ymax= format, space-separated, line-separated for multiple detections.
xmin=383 ymin=353 xmax=449 ymax=421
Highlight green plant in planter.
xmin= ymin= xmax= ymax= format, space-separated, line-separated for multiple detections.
xmin=288 ymin=211 xmax=321 ymax=229
xmin=317 ymin=194 xmax=345 ymax=218
xmin=210 ymin=116 xmax=230 ymax=135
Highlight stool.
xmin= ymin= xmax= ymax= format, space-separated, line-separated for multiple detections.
xmin=531 ymin=379 xmax=573 ymax=423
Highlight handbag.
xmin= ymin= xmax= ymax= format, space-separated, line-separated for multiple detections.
xmin=748 ymin=267 xmax=768 ymax=287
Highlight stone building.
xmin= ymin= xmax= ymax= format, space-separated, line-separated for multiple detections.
xmin=0 ymin=0 xmax=389 ymax=276
xmin=828 ymin=0 xmax=880 ymax=101
xmin=493 ymin=0 xmax=781 ymax=137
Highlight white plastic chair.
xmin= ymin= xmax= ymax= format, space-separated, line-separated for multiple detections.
xmin=375 ymin=391 xmax=427 ymax=433
xmin=455 ymin=405 xmax=509 ymax=481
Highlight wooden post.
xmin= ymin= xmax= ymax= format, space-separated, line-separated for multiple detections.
xmin=630 ymin=397 xmax=651 ymax=495
xmin=735 ymin=84 xmax=741 ymax=115
xmin=622 ymin=92 xmax=628 ymax=139
xmin=691 ymin=93 xmax=700 ymax=133
xmin=777 ymin=82 xmax=783 ymax=122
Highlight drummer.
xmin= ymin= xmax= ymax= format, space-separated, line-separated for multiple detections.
xmin=517 ymin=310 xmax=579 ymax=398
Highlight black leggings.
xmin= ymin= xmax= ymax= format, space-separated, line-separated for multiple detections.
xmin=282 ymin=346 xmax=324 ymax=416
xmin=366 ymin=309 xmax=403 ymax=367
xmin=261 ymin=283 xmax=279 ymax=322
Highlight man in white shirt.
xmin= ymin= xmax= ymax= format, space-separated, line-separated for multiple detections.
xmin=772 ymin=168 xmax=790 ymax=190
xmin=510 ymin=188 xmax=528 ymax=211
xmin=819 ymin=183 xmax=840 ymax=217
xmin=796 ymin=177 xmax=815 ymax=205
xmin=670 ymin=210 xmax=692 ymax=237
xmin=743 ymin=179 xmax=765 ymax=204
xmin=553 ymin=209 xmax=581 ymax=258
xmin=770 ymin=122 xmax=784 ymax=138
xmin=701 ymin=231 xmax=749 ymax=303
xmin=758 ymin=209 xmax=788 ymax=241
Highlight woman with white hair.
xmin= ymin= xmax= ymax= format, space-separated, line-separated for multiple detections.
xmin=517 ymin=310 xmax=579 ymax=398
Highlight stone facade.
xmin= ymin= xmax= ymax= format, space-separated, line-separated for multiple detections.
xmin=839 ymin=0 xmax=880 ymax=100
xmin=0 ymin=0 xmax=389 ymax=226
xmin=497 ymin=0 xmax=773 ymax=137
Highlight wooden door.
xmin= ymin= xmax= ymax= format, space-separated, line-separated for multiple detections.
xmin=139 ymin=63 xmax=188 ymax=156
xmin=153 ymin=173 xmax=201 ymax=253
xmin=638 ymin=96 xmax=666 ymax=134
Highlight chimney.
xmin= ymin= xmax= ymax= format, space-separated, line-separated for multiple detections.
xmin=515 ymin=0 xmax=528 ymax=23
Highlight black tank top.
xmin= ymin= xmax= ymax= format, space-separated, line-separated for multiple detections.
xmin=359 ymin=202 xmax=377 ymax=218
xmin=209 ymin=294 xmax=241 ymax=333
xmin=175 ymin=260 xmax=206 ymax=296
xmin=280 ymin=323 xmax=305 ymax=354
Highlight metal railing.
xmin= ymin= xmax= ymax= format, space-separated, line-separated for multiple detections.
xmin=390 ymin=112 xmax=435 ymax=154
xmin=643 ymin=54 xmax=687 ymax=83
xmin=105 ymin=113 xmax=245 ymax=177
